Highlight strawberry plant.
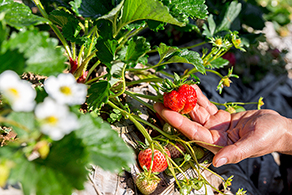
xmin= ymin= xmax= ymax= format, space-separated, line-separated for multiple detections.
xmin=0 ymin=0 xmax=267 ymax=194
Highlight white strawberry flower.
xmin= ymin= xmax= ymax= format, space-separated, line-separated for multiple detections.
xmin=35 ymin=97 xmax=79 ymax=141
xmin=44 ymin=73 xmax=87 ymax=105
xmin=0 ymin=70 xmax=36 ymax=112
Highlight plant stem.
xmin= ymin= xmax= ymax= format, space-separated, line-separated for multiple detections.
xmin=0 ymin=116 xmax=30 ymax=133
xmin=124 ymin=91 xmax=156 ymax=112
xmin=32 ymin=0 xmax=72 ymax=58
xmin=85 ymin=73 xmax=106 ymax=85
xmin=158 ymin=70 xmax=175 ymax=78
xmin=75 ymin=49 xmax=97 ymax=79
xmin=167 ymin=157 xmax=187 ymax=187
xmin=107 ymin=100 xmax=153 ymax=143
xmin=86 ymin=60 xmax=101 ymax=81
xmin=206 ymin=69 xmax=223 ymax=78
xmin=126 ymin=77 xmax=163 ymax=87
xmin=78 ymin=45 xmax=85 ymax=66
xmin=188 ymin=140 xmax=224 ymax=148
xmin=125 ymin=91 xmax=161 ymax=101
xmin=148 ymin=143 xmax=155 ymax=175
xmin=132 ymin=116 xmax=172 ymax=139
xmin=210 ymin=101 xmax=259 ymax=107
xmin=180 ymin=41 xmax=207 ymax=50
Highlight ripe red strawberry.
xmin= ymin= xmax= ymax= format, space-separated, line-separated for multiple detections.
xmin=138 ymin=148 xmax=170 ymax=173
xmin=161 ymin=73 xmax=197 ymax=114
xmin=166 ymin=143 xmax=186 ymax=158
xmin=134 ymin=170 xmax=160 ymax=195
xmin=163 ymin=84 xmax=197 ymax=114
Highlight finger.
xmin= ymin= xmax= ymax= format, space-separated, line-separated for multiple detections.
xmin=212 ymin=136 xmax=259 ymax=167
xmin=192 ymin=85 xmax=218 ymax=116
xmin=189 ymin=104 xmax=211 ymax=125
xmin=153 ymin=102 xmax=169 ymax=121
xmin=155 ymin=103 xmax=214 ymax=143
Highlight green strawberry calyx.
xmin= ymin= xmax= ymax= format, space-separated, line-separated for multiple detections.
xmin=161 ymin=73 xmax=197 ymax=93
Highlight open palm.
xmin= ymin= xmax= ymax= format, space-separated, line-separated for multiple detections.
xmin=154 ymin=85 xmax=290 ymax=167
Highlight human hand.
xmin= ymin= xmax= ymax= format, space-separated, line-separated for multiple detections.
xmin=154 ymin=84 xmax=292 ymax=167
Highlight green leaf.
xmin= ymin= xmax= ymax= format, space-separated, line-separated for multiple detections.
xmin=69 ymin=0 xmax=82 ymax=16
xmin=157 ymin=42 xmax=180 ymax=62
xmin=96 ymin=39 xmax=118 ymax=67
xmin=0 ymin=19 xmax=9 ymax=45
xmin=0 ymin=0 xmax=49 ymax=29
xmin=49 ymin=10 xmax=87 ymax=45
xmin=98 ymin=0 xmax=125 ymax=23
xmin=87 ymin=81 xmax=110 ymax=110
xmin=168 ymin=0 xmax=208 ymax=19
xmin=75 ymin=113 xmax=135 ymax=172
xmin=108 ymin=61 xmax=125 ymax=86
xmin=0 ymin=49 xmax=25 ymax=74
xmin=8 ymin=133 xmax=88 ymax=195
xmin=5 ymin=112 xmax=35 ymax=137
xmin=121 ymin=36 xmax=150 ymax=65
xmin=95 ymin=20 xmax=117 ymax=66
xmin=166 ymin=49 xmax=205 ymax=74
xmin=234 ymin=105 xmax=246 ymax=113
xmin=70 ymin=0 xmax=115 ymax=19
xmin=215 ymin=1 xmax=242 ymax=33
xmin=146 ymin=20 xmax=165 ymax=32
xmin=209 ymin=57 xmax=229 ymax=69
xmin=202 ymin=14 xmax=216 ymax=37
xmin=48 ymin=10 xmax=76 ymax=27
xmin=2 ymin=29 xmax=66 ymax=76
xmin=117 ymin=0 xmax=185 ymax=34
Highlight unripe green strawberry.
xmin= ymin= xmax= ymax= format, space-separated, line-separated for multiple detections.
xmin=162 ymin=123 xmax=177 ymax=134
xmin=134 ymin=171 xmax=160 ymax=195
xmin=163 ymin=84 xmax=197 ymax=114
xmin=34 ymin=140 xmax=50 ymax=159
xmin=166 ymin=143 xmax=186 ymax=158
xmin=138 ymin=148 xmax=170 ymax=173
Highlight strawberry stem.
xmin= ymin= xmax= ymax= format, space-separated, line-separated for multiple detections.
xmin=124 ymin=91 xmax=156 ymax=112
xmin=126 ymin=78 xmax=163 ymax=87
xmin=188 ymin=140 xmax=224 ymax=148
xmin=132 ymin=116 xmax=172 ymax=139
xmin=148 ymin=143 xmax=155 ymax=176
xmin=107 ymin=100 xmax=153 ymax=144
xmin=32 ymin=0 xmax=72 ymax=58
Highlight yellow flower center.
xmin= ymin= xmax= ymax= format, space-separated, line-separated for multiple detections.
xmin=215 ymin=38 xmax=222 ymax=46
xmin=235 ymin=39 xmax=241 ymax=46
xmin=8 ymin=88 xmax=19 ymax=98
xmin=60 ymin=86 xmax=72 ymax=96
xmin=45 ymin=116 xmax=58 ymax=125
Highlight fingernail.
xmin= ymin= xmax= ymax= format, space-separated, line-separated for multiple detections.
xmin=215 ymin=158 xmax=227 ymax=167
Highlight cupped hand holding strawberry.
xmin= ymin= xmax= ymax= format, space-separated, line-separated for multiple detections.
xmin=161 ymin=73 xmax=197 ymax=114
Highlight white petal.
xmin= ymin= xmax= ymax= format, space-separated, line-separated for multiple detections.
xmin=49 ymin=130 xmax=65 ymax=141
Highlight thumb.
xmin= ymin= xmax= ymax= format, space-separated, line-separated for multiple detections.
xmin=212 ymin=139 xmax=256 ymax=167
